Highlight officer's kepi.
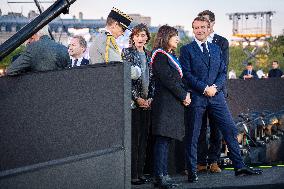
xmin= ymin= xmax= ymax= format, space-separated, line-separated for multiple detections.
xmin=108 ymin=7 xmax=133 ymax=31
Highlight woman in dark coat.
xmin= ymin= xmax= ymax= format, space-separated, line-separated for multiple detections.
xmin=121 ymin=24 xmax=154 ymax=185
xmin=151 ymin=25 xmax=191 ymax=188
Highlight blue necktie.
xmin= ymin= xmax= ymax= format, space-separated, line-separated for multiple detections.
xmin=201 ymin=43 xmax=209 ymax=62
xmin=73 ymin=59 xmax=78 ymax=67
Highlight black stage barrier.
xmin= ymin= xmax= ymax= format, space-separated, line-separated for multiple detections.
xmin=0 ymin=62 xmax=131 ymax=189
xmin=226 ymin=78 xmax=284 ymax=117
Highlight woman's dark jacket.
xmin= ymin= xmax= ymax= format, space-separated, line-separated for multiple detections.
xmin=151 ymin=52 xmax=187 ymax=141
xmin=122 ymin=46 xmax=154 ymax=108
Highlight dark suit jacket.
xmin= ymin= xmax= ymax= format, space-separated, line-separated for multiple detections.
xmin=6 ymin=35 xmax=70 ymax=75
xmin=268 ymin=68 xmax=283 ymax=78
xmin=81 ymin=58 xmax=89 ymax=66
xmin=239 ymin=69 xmax=258 ymax=79
xmin=212 ymin=34 xmax=229 ymax=96
xmin=179 ymin=41 xmax=226 ymax=107
xmin=69 ymin=57 xmax=89 ymax=67
xmin=212 ymin=34 xmax=229 ymax=66
xmin=151 ymin=52 xmax=187 ymax=141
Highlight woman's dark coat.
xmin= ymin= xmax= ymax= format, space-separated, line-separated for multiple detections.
xmin=151 ymin=52 xmax=187 ymax=141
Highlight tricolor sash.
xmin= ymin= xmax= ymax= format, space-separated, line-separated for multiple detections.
xmin=150 ymin=48 xmax=183 ymax=78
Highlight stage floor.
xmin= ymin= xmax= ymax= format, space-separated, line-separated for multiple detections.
xmin=132 ymin=166 xmax=284 ymax=189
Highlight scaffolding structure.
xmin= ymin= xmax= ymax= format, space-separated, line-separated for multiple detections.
xmin=227 ymin=11 xmax=275 ymax=64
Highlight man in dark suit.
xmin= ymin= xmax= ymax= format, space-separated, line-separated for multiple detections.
xmin=68 ymin=35 xmax=89 ymax=67
xmin=239 ymin=62 xmax=258 ymax=79
xmin=6 ymin=25 xmax=69 ymax=76
xmin=198 ymin=10 xmax=229 ymax=66
xmin=179 ymin=16 xmax=262 ymax=183
xmin=268 ymin=60 xmax=284 ymax=78
xmin=196 ymin=10 xmax=229 ymax=174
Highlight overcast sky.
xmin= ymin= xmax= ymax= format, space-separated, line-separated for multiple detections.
xmin=1 ymin=0 xmax=284 ymax=40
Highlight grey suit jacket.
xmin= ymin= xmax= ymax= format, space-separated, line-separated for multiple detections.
xmin=89 ymin=31 xmax=122 ymax=64
xmin=6 ymin=35 xmax=69 ymax=75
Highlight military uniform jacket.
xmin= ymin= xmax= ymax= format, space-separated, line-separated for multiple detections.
xmin=89 ymin=31 xmax=122 ymax=64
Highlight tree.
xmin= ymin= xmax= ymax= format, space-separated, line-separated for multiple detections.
xmin=228 ymin=46 xmax=247 ymax=77
xmin=266 ymin=35 xmax=284 ymax=69
xmin=0 ymin=45 xmax=25 ymax=69
xmin=176 ymin=35 xmax=192 ymax=56
xmin=146 ymin=33 xmax=192 ymax=56
xmin=228 ymin=35 xmax=284 ymax=77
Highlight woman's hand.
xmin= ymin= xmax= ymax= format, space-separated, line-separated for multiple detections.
xmin=183 ymin=93 xmax=191 ymax=106
xmin=136 ymin=97 xmax=150 ymax=108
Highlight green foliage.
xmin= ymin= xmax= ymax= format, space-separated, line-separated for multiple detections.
xmin=266 ymin=36 xmax=284 ymax=70
xmin=176 ymin=35 xmax=192 ymax=56
xmin=0 ymin=45 xmax=25 ymax=68
xmin=146 ymin=33 xmax=192 ymax=56
xmin=228 ymin=35 xmax=284 ymax=77
xmin=146 ymin=33 xmax=156 ymax=51
xmin=228 ymin=46 xmax=247 ymax=76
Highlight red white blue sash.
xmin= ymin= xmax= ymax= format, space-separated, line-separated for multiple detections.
xmin=150 ymin=48 xmax=183 ymax=78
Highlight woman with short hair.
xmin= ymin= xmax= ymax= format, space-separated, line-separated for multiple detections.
xmin=121 ymin=23 xmax=154 ymax=185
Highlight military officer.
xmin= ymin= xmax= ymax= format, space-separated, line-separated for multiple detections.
xmin=89 ymin=7 xmax=133 ymax=64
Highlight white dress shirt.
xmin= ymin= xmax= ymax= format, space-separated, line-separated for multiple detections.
xmin=195 ymin=38 xmax=209 ymax=54
xmin=207 ymin=32 xmax=215 ymax=43
xmin=71 ymin=57 xmax=84 ymax=67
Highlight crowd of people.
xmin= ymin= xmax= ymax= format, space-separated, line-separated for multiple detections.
xmin=4 ymin=7 xmax=284 ymax=189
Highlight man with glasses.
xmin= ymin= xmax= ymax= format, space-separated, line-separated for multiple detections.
xmin=89 ymin=7 xmax=132 ymax=64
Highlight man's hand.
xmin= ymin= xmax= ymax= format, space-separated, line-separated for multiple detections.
xmin=0 ymin=69 xmax=6 ymax=77
xmin=244 ymin=74 xmax=253 ymax=79
xmin=183 ymin=93 xmax=191 ymax=106
xmin=205 ymin=86 xmax=217 ymax=97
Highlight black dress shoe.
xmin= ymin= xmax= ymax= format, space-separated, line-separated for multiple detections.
xmin=235 ymin=166 xmax=263 ymax=176
xmin=131 ymin=178 xmax=145 ymax=185
xmin=188 ymin=172 xmax=198 ymax=183
xmin=154 ymin=175 xmax=180 ymax=188
xmin=139 ymin=176 xmax=151 ymax=183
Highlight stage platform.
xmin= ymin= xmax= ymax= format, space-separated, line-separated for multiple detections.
xmin=132 ymin=166 xmax=284 ymax=189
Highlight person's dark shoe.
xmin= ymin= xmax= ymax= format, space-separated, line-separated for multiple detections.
xmin=154 ymin=175 xmax=180 ymax=188
xmin=139 ymin=175 xmax=151 ymax=183
xmin=188 ymin=171 xmax=198 ymax=183
xmin=235 ymin=166 xmax=263 ymax=176
xmin=131 ymin=178 xmax=145 ymax=185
